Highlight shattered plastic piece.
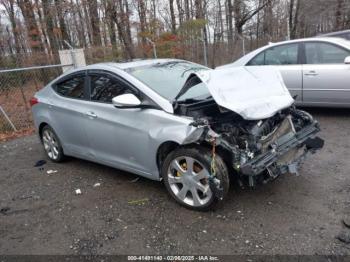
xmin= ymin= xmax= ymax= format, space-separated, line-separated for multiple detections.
xmin=93 ymin=183 xmax=101 ymax=187
xmin=34 ymin=160 xmax=46 ymax=167
xmin=128 ymin=198 xmax=149 ymax=205
xmin=47 ymin=170 xmax=58 ymax=174
xmin=336 ymin=232 xmax=350 ymax=244
xmin=129 ymin=177 xmax=140 ymax=183
xmin=343 ymin=218 xmax=350 ymax=229
xmin=75 ymin=189 xmax=82 ymax=195
xmin=0 ymin=207 xmax=10 ymax=215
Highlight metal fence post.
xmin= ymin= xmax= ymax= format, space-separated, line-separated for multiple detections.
xmin=0 ymin=105 xmax=17 ymax=132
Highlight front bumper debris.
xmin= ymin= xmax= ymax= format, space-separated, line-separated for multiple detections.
xmin=240 ymin=121 xmax=324 ymax=176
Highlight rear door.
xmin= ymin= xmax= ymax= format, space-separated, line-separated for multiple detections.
xmin=302 ymin=41 xmax=350 ymax=105
xmin=247 ymin=43 xmax=303 ymax=103
xmin=49 ymin=72 xmax=92 ymax=158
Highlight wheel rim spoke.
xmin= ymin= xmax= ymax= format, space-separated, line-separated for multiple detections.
xmin=191 ymin=188 xmax=201 ymax=206
xmin=185 ymin=157 xmax=194 ymax=173
xmin=176 ymin=185 xmax=189 ymax=200
xmin=195 ymin=182 xmax=209 ymax=194
xmin=193 ymin=169 xmax=209 ymax=181
xmin=52 ymin=146 xmax=59 ymax=158
xmin=168 ymin=175 xmax=183 ymax=184
xmin=171 ymin=159 xmax=185 ymax=175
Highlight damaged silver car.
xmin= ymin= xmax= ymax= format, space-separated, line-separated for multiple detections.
xmin=31 ymin=59 xmax=324 ymax=210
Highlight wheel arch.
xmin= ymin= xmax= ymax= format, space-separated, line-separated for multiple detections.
xmin=38 ymin=122 xmax=49 ymax=140
xmin=156 ymin=141 xmax=180 ymax=172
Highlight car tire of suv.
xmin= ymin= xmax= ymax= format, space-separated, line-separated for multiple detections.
xmin=161 ymin=146 xmax=230 ymax=211
xmin=41 ymin=125 xmax=65 ymax=163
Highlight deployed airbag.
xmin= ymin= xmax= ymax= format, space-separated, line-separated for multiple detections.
xmin=193 ymin=66 xmax=294 ymax=120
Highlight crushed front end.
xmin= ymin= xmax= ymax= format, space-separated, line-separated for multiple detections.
xmin=184 ymin=106 xmax=324 ymax=188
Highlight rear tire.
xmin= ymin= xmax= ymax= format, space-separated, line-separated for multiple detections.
xmin=41 ymin=125 xmax=65 ymax=163
xmin=161 ymin=146 xmax=229 ymax=211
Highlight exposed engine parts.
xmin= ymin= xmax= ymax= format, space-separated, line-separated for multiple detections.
xmin=177 ymin=99 xmax=324 ymax=188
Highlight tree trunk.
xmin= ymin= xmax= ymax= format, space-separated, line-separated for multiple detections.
xmin=184 ymin=0 xmax=190 ymax=20
xmin=227 ymin=0 xmax=234 ymax=47
xmin=87 ymin=0 xmax=102 ymax=46
xmin=137 ymin=0 xmax=148 ymax=57
xmin=53 ymin=0 xmax=71 ymax=47
xmin=3 ymin=0 xmax=22 ymax=54
xmin=17 ymin=0 xmax=45 ymax=52
xmin=335 ymin=0 xmax=344 ymax=30
xmin=176 ymin=0 xmax=184 ymax=26
xmin=42 ymin=0 xmax=59 ymax=53
xmin=112 ymin=0 xmax=135 ymax=59
xmin=169 ymin=0 xmax=177 ymax=34
xmin=106 ymin=0 xmax=118 ymax=57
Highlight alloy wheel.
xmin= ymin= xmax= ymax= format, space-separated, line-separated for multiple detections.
xmin=42 ymin=129 xmax=60 ymax=160
xmin=167 ymin=156 xmax=212 ymax=207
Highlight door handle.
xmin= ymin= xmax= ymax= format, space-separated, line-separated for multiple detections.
xmin=304 ymin=71 xmax=318 ymax=76
xmin=85 ymin=111 xmax=97 ymax=118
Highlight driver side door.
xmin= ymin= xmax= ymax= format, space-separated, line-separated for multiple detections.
xmin=83 ymin=70 xmax=155 ymax=174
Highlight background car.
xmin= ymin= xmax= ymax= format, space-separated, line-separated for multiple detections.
xmin=218 ymin=37 xmax=350 ymax=107
xmin=319 ymin=30 xmax=350 ymax=41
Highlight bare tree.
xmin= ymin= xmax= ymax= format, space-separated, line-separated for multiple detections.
xmin=17 ymin=0 xmax=45 ymax=52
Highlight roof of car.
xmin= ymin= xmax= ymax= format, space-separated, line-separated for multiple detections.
xmin=99 ymin=58 xmax=186 ymax=69
xmin=61 ymin=58 xmax=188 ymax=77
xmin=218 ymin=37 xmax=350 ymax=68
xmin=320 ymin=29 xmax=350 ymax=36
xmin=265 ymin=37 xmax=350 ymax=47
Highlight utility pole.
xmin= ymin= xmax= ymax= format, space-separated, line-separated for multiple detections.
xmin=146 ymin=38 xmax=157 ymax=59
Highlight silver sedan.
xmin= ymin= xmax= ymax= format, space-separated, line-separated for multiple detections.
xmin=219 ymin=37 xmax=350 ymax=107
xmin=31 ymin=59 xmax=323 ymax=210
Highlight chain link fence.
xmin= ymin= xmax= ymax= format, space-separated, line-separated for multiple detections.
xmin=0 ymin=65 xmax=67 ymax=135
xmin=0 ymin=41 xmax=246 ymax=140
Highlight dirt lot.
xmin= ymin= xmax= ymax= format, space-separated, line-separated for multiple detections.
xmin=0 ymin=108 xmax=350 ymax=255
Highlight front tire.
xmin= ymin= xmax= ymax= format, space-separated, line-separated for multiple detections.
xmin=161 ymin=146 xmax=229 ymax=211
xmin=41 ymin=125 xmax=65 ymax=162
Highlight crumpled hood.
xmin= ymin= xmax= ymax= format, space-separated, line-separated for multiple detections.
xmin=192 ymin=66 xmax=294 ymax=120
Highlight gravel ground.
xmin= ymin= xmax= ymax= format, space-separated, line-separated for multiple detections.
xmin=0 ymin=108 xmax=350 ymax=255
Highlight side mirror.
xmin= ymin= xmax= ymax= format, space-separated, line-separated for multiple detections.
xmin=345 ymin=56 xmax=350 ymax=64
xmin=112 ymin=94 xmax=141 ymax=108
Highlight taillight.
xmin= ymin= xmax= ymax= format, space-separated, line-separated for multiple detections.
xmin=29 ymin=97 xmax=39 ymax=107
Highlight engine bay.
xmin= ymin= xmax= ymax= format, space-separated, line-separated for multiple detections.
xmin=174 ymin=98 xmax=322 ymax=187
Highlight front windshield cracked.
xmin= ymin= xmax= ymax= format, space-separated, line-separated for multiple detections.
xmin=125 ymin=61 xmax=210 ymax=101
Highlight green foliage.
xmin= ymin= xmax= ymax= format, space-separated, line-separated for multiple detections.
xmin=154 ymin=32 xmax=182 ymax=58
xmin=177 ymin=19 xmax=207 ymax=40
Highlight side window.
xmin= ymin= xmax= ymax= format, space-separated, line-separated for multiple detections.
xmin=55 ymin=75 xmax=85 ymax=99
xmin=264 ymin=44 xmax=299 ymax=65
xmin=247 ymin=52 xmax=265 ymax=66
xmin=90 ymin=74 xmax=134 ymax=103
xmin=305 ymin=42 xmax=350 ymax=64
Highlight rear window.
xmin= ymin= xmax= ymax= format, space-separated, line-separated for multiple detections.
xmin=55 ymin=75 xmax=85 ymax=99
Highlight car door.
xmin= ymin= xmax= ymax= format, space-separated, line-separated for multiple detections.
xmin=247 ymin=43 xmax=303 ymax=103
xmin=83 ymin=70 xmax=157 ymax=174
xmin=49 ymin=72 xmax=93 ymax=159
xmin=302 ymin=41 xmax=350 ymax=105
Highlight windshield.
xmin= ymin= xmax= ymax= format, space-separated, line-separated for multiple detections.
xmin=125 ymin=61 xmax=210 ymax=101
